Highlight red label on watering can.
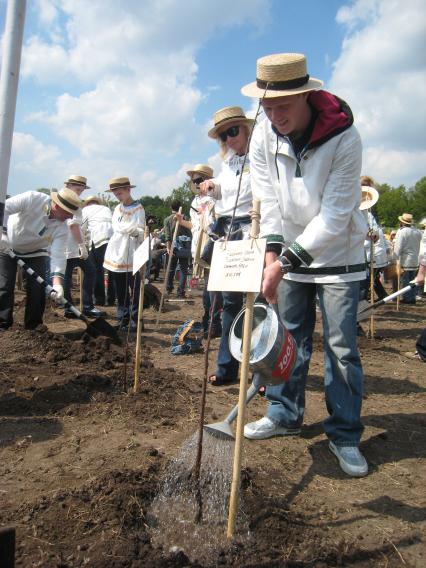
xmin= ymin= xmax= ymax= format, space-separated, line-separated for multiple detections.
xmin=271 ymin=330 xmax=296 ymax=382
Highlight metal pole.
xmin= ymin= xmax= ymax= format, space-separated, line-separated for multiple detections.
xmin=0 ymin=0 xmax=27 ymax=226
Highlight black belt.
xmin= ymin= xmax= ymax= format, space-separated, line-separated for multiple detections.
xmin=291 ymin=263 xmax=366 ymax=275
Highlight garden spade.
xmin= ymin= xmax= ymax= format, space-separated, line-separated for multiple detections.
xmin=7 ymin=250 xmax=121 ymax=344
xmin=357 ymin=282 xmax=417 ymax=321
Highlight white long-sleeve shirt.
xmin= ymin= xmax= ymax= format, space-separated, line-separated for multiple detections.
xmin=103 ymin=201 xmax=146 ymax=272
xmin=82 ymin=203 xmax=113 ymax=248
xmin=207 ymin=151 xmax=252 ymax=218
xmin=4 ymin=191 xmax=68 ymax=278
xmin=394 ymin=226 xmax=422 ymax=269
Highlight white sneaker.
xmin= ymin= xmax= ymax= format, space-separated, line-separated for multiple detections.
xmin=329 ymin=441 xmax=368 ymax=477
xmin=244 ymin=416 xmax=301 ymax=440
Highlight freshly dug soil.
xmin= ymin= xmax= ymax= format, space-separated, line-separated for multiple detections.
xmin=0 ymin=284 xmax=425 ymax=567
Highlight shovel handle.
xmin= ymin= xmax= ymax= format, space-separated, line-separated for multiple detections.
xmin=7 ymin=250 xmax=88 ymax=322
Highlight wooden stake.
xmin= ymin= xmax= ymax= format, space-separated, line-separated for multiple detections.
xmin=134 ymin=227 xmax=150 ymax=393
xmin=396 ymin=260 xmax=401 ymax=311
xmin=369 ymin=239 xmax=374 ymax=339
xmin=155 ymin=207 xmax=182 ymax=327
xmin=227 ymin=200 xmax=260 ymax=540
xmin=78 ymin=267 xmax=83 ymax=312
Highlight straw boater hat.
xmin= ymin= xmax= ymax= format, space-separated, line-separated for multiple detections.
xmin=186 ymin=164 xmax=214 ymax=179
xmin=51 ymin=187 xmax=83 ymax=215
xmin=84 ymin=194 xmax=102 ymax=205
xmin=208 ymin=106 xmax=254 ymax=139
xmin=359 ymin=186 xmax=379 ymax=211
xmin=106 ymin=177 xmax=136 ymax=192
xmin=64 ymin=175 xmax=90 ymax=189
xmin=241 ymin=53 xmax=323 ymax=99
xmin=398 ymin=213 xmax=413 ymax=225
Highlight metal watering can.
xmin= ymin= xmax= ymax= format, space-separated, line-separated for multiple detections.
xmin=229 ymin=302 xmax=297 ymax=386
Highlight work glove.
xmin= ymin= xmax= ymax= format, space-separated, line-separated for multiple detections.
xmin=78 ymin=243 xmax=89 ymax=260
xmin=51 ymin=284 xmax=64 ymax=304
xmin=0 ymin=232 xmax=10 ymax=253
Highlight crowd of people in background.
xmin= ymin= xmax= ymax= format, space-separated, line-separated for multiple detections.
xmin=1 ymin=52 xmax=425 ymax=479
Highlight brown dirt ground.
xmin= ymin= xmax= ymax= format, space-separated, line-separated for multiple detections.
xmin=0 ymin=277 xmax=425 ymax=567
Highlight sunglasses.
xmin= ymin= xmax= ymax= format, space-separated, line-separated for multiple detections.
xmin=192 ymin=177 xmax=205 ymax=185
xmin=218 ymin=125 xmax=240 ymax=142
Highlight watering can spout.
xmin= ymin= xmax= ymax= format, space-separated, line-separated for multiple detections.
xmin=203 ymin=375 xmax=263 ymax=440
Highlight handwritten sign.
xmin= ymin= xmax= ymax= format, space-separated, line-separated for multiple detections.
xmin=208 ymin=238 xmax=266 ymax=292
xmin=132 ymin=238 xmax=150 ymax=275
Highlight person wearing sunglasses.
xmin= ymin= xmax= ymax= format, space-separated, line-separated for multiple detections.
xmin=199 ymin=106 xmax=254 ymax=386
xmin=182 ymin=164 xmax=222 ymax=338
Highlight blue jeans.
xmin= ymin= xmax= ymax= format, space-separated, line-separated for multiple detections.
xmin=266 ymin=279 xmax=364 ymax=447
xmin=215 ymin=291 xmax=243 ymax=380
xmin=166 ymin=254 xmax=189 ymax=296
xmin=113 ymin=271 xmax=140 ymax=324
xmin=64 ymin=257 xmax=96 ymax=311
xmin=401 ymin=269 xmax=417 ymax=303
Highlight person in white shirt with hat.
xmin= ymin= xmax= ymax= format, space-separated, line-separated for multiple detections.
xmin=240 ymin=52 xmax=368 ymax=477
xmin=103 ymin=177 xmax=145 ymax=331
xmin=0 ymin=187 xmax=82 ymax=330
xmin=394 ymin=213 xmax=422 ymax=304
xmin=62 ymin=175 xmax=105 ymax=319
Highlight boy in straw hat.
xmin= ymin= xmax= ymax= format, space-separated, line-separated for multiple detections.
xmin=241 ymin=53 xmax=368 ymax=476
xmin=0 ymin=187 xmax=83 ymax=330
xmin=103 ymin=177 xmax=145 ymax=331
xmin=62 ymin=175 xmax=105 ymax=319
xmin=394 ymin=212 xmax=422 ymax=304
xmin=359 ymin=176 xmax=388 ymax=302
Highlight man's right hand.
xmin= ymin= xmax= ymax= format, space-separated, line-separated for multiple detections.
xmin=0 ymin=233 xmax=10 ymax=253
xmin=262 ymin=260 xmax=283 ymax=304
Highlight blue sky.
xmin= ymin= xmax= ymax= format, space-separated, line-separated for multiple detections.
xmin=1 ymin=0 xmax=425 ymax=198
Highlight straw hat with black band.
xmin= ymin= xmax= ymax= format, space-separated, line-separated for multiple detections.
xmin=51 ymin=187 xmax=83 ymax=215
xmin=208 ymin=106 xmax=254 ymax=139
xmin=241 ymin=53 xmax=323 ymax=99
xmin=186 ymin=164 xmax=214 ymax=179
xmin=106 ymin=177 xmax=136 ymax=192
xmin=359 ymin=186 xmax=379 ymax=211
xmin=398 ymin=213 xmax=413 ymax=226
xmin=64 ymin=175 xmax=90 ymax=189
xmin=84 ymin=195 xmax=102 ymax=205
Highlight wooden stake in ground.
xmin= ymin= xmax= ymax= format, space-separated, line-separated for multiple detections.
xmin=193 ymin=292 xmax=218 ymax=523
xmin=134 ymin=227 xmax=150 ymax=393
xmin=78 ymin=267 xmax=84 ymax=312
xmin=227 ymin=200 xmax=260 ymax=540
xmin=369 ymin=238 xmax=375 ymax=339
xmin=155 ymin=207 xmax=182 ymax=327
xmin=396 ymin=260 xmax=401 ymax=311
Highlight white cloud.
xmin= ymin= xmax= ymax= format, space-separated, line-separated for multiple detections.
xmin=9 ymin=0 xmax=269 ymax=197
xmin=329 ymin=0 xmax=426 ymax=185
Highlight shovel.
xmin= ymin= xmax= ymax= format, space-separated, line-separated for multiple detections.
xmin=7 ymin=250 xmax=121 ymax=344
xmin=357 ymin=282 xmax=417 ymax=321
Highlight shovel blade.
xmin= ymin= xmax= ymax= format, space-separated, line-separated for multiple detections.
xmin=204 ymin=420 xmax=235 ymax=440
xmin=85 ymin=317 xmax=121 ymax=345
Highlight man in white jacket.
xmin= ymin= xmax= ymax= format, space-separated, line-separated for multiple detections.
xmin=394 ymin=213 xmax=422 ymax=304
xmin=241 ymin=53 xmax=368 ymax=477
xmin=62 ymin=175 xmax=105 ymax=318
xmin=0 ymin=188 xmax=83 ymax=330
